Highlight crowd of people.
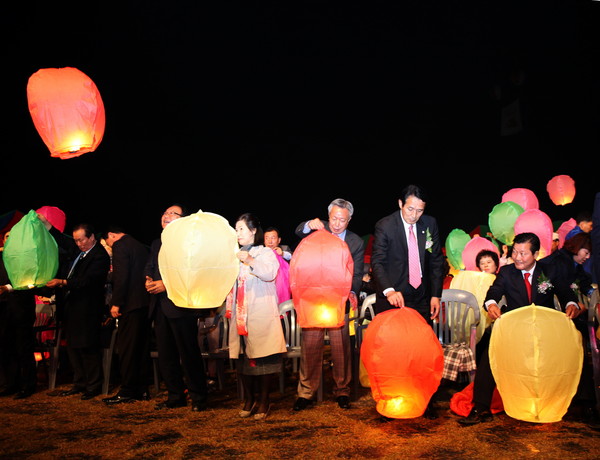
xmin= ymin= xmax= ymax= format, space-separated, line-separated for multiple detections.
xmin=0 ymin=186 xmax=598 ymax=429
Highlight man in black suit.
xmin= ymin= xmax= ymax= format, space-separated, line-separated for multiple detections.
xmin=459 ymin=232 xmax=581 ymax=425
xmin=46 ymin=223 xmax=110 ymax=400
xmin=292 ymin=198 xmax=365 ymax=412
xmin=102 ymin=226 xmax=151 ymax=405
xmin=145 ymin=204 xmax=208 ymax=412
xmin=370 ymin=184 xmax=445 ymax=419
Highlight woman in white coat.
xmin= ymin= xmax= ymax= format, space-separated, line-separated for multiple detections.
xmin=228 ymin=213 xmax=287 ymax=420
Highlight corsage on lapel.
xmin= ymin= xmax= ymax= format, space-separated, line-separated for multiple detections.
xmin=425 ymin=228 xmax=433 ymax=253
xmin=537 ymin=272 xmax=553 ymax=294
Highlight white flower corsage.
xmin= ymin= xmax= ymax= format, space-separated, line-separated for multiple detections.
xmin=537 ymin=272 xmax=553 ymax=294
xmin=425 ymin=228 xmax=433 ymax=253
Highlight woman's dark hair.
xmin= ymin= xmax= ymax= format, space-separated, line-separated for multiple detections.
xmin=236 ymin=213 xmax=263 ymax=246
xmin=475 ymin=249 xmax=499 ymax=272
xmin=562 ymin=232 xmax=592 ymax=255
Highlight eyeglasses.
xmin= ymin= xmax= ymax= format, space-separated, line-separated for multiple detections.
xmin=163 ymin=211 xmax=182 ymax=217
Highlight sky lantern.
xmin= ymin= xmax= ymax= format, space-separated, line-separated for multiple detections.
xmin=289 ymin=229 xmax=353 ymax=328
xmin=489 ymin=305 xmax=582 ymax=423
xmin=2 ymin=210 xmax=58 ymax=289
xmin=488 ymin=201 xmax=524 ymax=245
xmin=35 ymin=206 xmax=66 ymax=233
xmin=445 ymin=228 xmax=471 ymax=270
xmin=514 ymin=209 xmax=553 ymax=258
xmin=501 ymin=188 xmax=539 ymax=210
xmin=461 ymin=236 xmax=500 ymax=271
xmin=158 ymin=210 xmax=239 ymax=308
xmin=27 ymin=67 xmax=105 ymax=159
xmin=361 ymin=308 xmax=444 ymax=418
xmin=556 ymin=218 xmax=576 ymax=248
xmin=547 ymin=175 xmax=576 ymax=206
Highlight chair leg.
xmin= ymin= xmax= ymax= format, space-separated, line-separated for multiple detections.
xmin=47 ymin=329 xmax=62 ymax=390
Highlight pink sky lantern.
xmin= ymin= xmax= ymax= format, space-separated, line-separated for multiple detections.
xmin=289 ymin=229 xmax=353 ymax=328
xmin=556 ymin=218 xmax=576 ymax=248
xmin=514 ymin=209 xmax=553 ymax=258
xmin=547 ymin=175 xmax=576 ymax=206
xmin=35 ymin=206 xmax=66 ymax=233
xmin=461 ymin=236 xmax=500 ymax=271
xmin=27 ymin=67 xmax=105 ymax=159
xmin=361 ymin=308 xmax=444 ymax=418
xmin=501 ymin=188 xmax=539 ymax=210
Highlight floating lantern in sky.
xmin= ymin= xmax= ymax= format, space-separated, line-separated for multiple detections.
xmin=489 ymin=305 xmax=582 ymax=423
xmin=547 ymin=175 xmax=576 ymax=206
xmin=27 ymin=67 xmax=105 ymax=159
xmin=444 ymin=228 xmax=471 ymax=270
xmin=501 ymin=188 xmax=539 ymax=211
xmin=289 ymin=229 xmax=353 ymax=328
xmin=3 ymin=210 xmax=58 ymax=289
xmin=514 ymin=208 xmax=553 ymax=258
xmin=361 ymin=308 xmax=444 ymax=418
xmin=461 ymin=236 xmax=500 ymax=271
xmin=488 ymin=201 xmax=524 ymax=245
xmin=158 ymin=210 xmax=239 ymax=308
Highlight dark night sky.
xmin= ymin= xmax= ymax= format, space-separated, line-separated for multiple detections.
xmin=3 ymin=1 xmax=599 ymax=248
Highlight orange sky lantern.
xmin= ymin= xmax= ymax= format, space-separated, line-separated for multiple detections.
xmin=546 ymin=175 xmax=576 ymax=206
xmin=27 ymin=67 xmax=105 ymax=159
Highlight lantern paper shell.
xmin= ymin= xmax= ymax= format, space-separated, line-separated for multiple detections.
xmin=361 ymin=308 xmax=444 ymax=418
xmin=489 ymin=305 xmax=583 ymax=423
xmin=502 ymin=188 xmax=539 ymax=211
xmin=488 ymin=201 xmax=524 ymax=245
xmin=35 ymin=206 xmax=66 ymax=233
xmin=513 ymin=209 xmax=553 ymax=258
xmin=461 ymin=236 xmax=500 ymax=271
xmin=27 ymin=67 xmax=105 ymax=159
xmin=444 ymin=228 xmax=472 ymax=270
xmin=289 ymin=229 xmax=353 ymax=328
xmin=556 ymin=218 xmax=576 ymax=248
xmin=158 ymin=210 xmax=239 ymax=308
xmin=547 ymin=175 xmax=576 ymax=206
xmin=3 ymin=210 xmax=58 ymax=289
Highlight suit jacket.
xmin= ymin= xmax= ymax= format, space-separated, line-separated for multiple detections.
xmin=111 ymin=234 xmax=150 ymax=314
xmin=371 ymin=211 xmax=444 ymax=311
xmin=484 ymin=260 xmax=577 ymax=313
xmin=64 ymin=242 xmax=110 ymax=348
xmin=295 ymin=220 xmax=365 ymax=297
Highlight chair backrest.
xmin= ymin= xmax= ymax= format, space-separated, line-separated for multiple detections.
xmin=434 ymin=288 xmax=480 ymax=349
xmin=279 ymin=299 xmax=301 ymax=352
xmin=354 ymin=293 xmax=376 ymax=349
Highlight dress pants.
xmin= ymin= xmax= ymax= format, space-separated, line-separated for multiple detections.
xmin=297 ymin=314 xmax=351 ymax=399
xmin=67 ymin=346 xmax=103 ymax=393
xmin=154 ymin=308 xmax=207 ymax=404
xmin=116 ymin=307 xmax=151 ymax=398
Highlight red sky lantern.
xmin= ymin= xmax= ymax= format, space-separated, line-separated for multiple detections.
xmin=27 ymin=67 xmax=105 ymax=159
xmin=361 ymin=308 xmax=444 ymax=418
xmin=289 ymin=229 xmax=353 ymax=328
xmin=546 ymin=175 xmax=576 ymax=206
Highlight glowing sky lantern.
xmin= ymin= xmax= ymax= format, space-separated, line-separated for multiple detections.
xmin=289 ymin=229 xmax=353 ymax=328
xmin=27 ymin=67 xmax=105 ymax=159
xmin=3 ymin=210 xmax=58 ymax=289
xmin=444 ymin=228 xmax=471 ymax=270
xmin=501 ymin=188 xmax=539 ymax=211
xmin=361 ymin=308 xmax=444 ymax=418
xmin=158 ymin=210 xmax=239 ymax=308
xmin=488 ymin=201 xmax=524 ymax=245
xmin=547 ymin=175 xmax=576 ymax=206
xmin=489 ymin=305 xmax=582 ymax=423
xmin=514 ymin=208 xmax=553 ymax=258
xmin=35 ymin=206 xmax=66 ymax=233
xmin=461 ymin=236 xmax=500 ymax=271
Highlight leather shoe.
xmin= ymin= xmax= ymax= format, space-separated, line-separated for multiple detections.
xmin=81 ymin=391 xmax=101 ymax=401
xmin=191 ymin=401 xmax=207 ymax=412
xmin=14 ymin=389 xmax=34 ymax=400
xmin=458 ymin=408 xmax=493 ymax=426
xmin=59 ymin=388 xmax=85 ymax=397
xmin=293 ymin=397 xmax=314 ymax=411
xmin=336 ymin=396 xmax=351 ymax=409
xmin=102 ymin=394 xmax=138 ymax=405
xmin=423 ymin=404 xmax=439 ymax=420
xmin=155 ymin=399 xmax=187 ymax=410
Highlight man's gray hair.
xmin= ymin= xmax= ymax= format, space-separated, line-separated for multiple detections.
xmin=328 ymin=198 xmax=354 ymax=217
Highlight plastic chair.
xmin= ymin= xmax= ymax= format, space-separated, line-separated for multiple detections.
xmin=33 ymin=302 xmax=62 ymax=390
xmin=585 ymin=289 xmax=600 ymax=411
xmin=434 ymin=288 xmax=480 ymax=382
xmin=351 ymin=293 xmax=375 ymax=397
xmin=198 ymin=309 xmax=231 ymax=391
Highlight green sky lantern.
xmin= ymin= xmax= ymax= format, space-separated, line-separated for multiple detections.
xmin=488 ymin=201 xmax=524 ymax=246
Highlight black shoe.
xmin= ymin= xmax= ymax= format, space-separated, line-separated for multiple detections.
xmin=14 ymin=389 xmax=34 ymax=400
xmin=59 ymin=388 xmax=85 ymax=397
xmin=81 ymin=391 xmax=101 ymax=401
xmin=191 ymin=401 xmax=207 ymax=412
xmin=102 ymin=394 xmax=137 ymax=405
xmin=423 ymin=403 xmax=439 ymax=420
xmin=0 ymin=387 xmax=18 ymax=397
xmin=336 ymin=396 xmax=351 ymax=409
xmin=581 ymin=405 xmax=600 ymax=430
xmin=458 ymin=408 xmax=493 ymax=426
xmin=293 ymin=397 xmax=314 ymax=411
xmin=155 ymin=399 xmax=187 ymax=410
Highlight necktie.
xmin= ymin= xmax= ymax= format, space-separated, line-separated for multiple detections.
xmin=67 ymin=252 xmax=84 ymax=278
xmin=408 ymin=224 xmax=421 ymax=289
xmin=524 ymin=272 xmax=532 ymax=303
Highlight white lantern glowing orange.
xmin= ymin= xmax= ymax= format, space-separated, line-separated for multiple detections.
xmin=489 ymin=305 xmax=582 ymax=423
xmin=27 ymin=67 xmax=105 ymax=159
xmin=158 ymin=210 xmax=239 ymax=308
xmin=361 ymin=308 xmax=444 ymax=418
xmin=289 ymin=229 xmax=353 ymax=328
xmin=547 ymin=175 xmax=576 ymax=206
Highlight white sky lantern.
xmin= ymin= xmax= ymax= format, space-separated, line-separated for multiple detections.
xmin=158 ymin=210 xmax=239 ymax=308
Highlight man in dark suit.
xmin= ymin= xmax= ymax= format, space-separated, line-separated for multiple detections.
xmin=102 ymin=226 xmax=151 ymax=405
xmin=459 ymin=232 xmax=581 ymax=425
xmin=46 ymin=223 xmax=110 ymax=400
xmin=145 ymin=204 xmax=208 ymax=412
xmin=370 ymin=184 xmax=445 ymax=419
xmin=292 ymin=198 xmax=365 ymax=411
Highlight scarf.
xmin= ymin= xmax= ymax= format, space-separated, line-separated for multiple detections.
xmin=225 ymin=248 xmax=253 ymax=336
